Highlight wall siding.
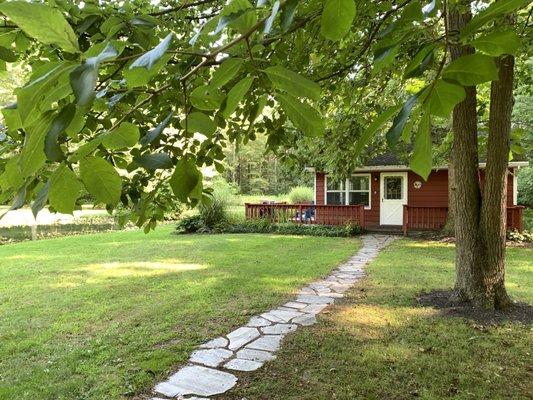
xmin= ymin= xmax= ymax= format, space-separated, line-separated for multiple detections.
xmin=315 ymin=168 xmax=516 ymax=227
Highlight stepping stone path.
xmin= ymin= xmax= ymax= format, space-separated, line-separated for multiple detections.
xmin=150 ymin=235 xmax=396 ymax=399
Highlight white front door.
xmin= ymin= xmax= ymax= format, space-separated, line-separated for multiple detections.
xmin=380 ymin=172 xmax=408 ymax=225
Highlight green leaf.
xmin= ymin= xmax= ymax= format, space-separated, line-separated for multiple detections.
xmin=277 ymin=93 xmax=325 ymax=137
xmin=427 ymin=80 xmax=466 ymax=118
xmin=281 ymin=0 xmax=299 ymax=31
xmin=470 ymin=30 xmax=521 ymax=56
xmin=386 ymin=95 xmax=419 ymax=147
xmin=69 ymin=137 xmax=103 ymax=162
xmin=49 ymin=164 xmax=83 ymax=214
xmin=401 ymin=1 xmax=424 ymax=22
xmin=16 ymin=62 xmax=75 ymax=128
xmin=373 ymin=43 xmax=399 ymax=73
xmin=102 ymin=122 xmax=140 ymax=150
xmin=134 ymin=153 xmax=173 ymax=170
xmin=2 ymin=103 xmax=22 ymax=133
xmin=265 ymin=66 xmax=321 ymax=101
xmin=130 ymin=33 xmax=173 ymax=69
xmin=211 ymin=58 xmax=244 ymax=88
xmin=222 ymin=76 xmax=254 ymax=118
xmin=410 ymin=112 xmax=432 ymax=180
xmin=320 ymin=0 xmax=356 ymax=41
xmin=0 ymin=156 xmax=23 ymax=191
xmin=140 ymin=113 xmax=173 ymax=145
xmin=403 ymin=43 xmax=436 ymax=79
xmin=169 ymin=158 xmax=203 ymax=203
xmin=462 ymin=0 xmax=530 ymax=38
xmin=70 ymin=42 xmax=118 ymax=107
xmin=355 ymin=104 xmax=402 ymax=154
xmin=31 ymin=181 xmax=49 ymax=218
xmin=0 ymin=46 xmax=17 ymax=62
xmin=45 ymin=104 xmax=76 ymax=162
xmin=182 ymin=112 xmax=217 ymax=136
xmin=422 ymin=0 xmax=439 ymax=18
xmin=442 ymin=54 xmax=498 ymax=86
xmin=264 ymin=0 xmax=280 ymax=35
xmin=190 ymin=85 xmax=225 ymax=111
xmin=79 ymin=157 xmax=122 ymax=205
xmin=213 ymin=0 xmax=250 ymax=35
xmin=124 ymin=54 xmax=171 ymax=88
xmin=0 ymin=2 xmax=79 ymax=53
xmin=19 ymin=114 xmax=54 ymax=178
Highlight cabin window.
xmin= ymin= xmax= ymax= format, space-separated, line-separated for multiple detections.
xmin=325 ymin=174 xmax=371 ymax=208
xmin=326 ymin=179 xmax=345 ymax=205
xmin=384 ymin=176 xmax=403 ymax=200
xmin=348 ymin=175 xmax=371 ymax=208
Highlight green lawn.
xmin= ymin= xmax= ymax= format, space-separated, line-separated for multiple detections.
xmin=0 ymin=226 xmax=359 ymax=400
xmin=226 ymin=240 xmax=533 ymax=400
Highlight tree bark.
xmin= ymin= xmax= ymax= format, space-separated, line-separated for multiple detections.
xmin=478 ymin=49 xmax=514 ymax=309
xmin=447 ymin=2 xmax=485 ymax=303
xmin=447 ymin=2 xmax=514 ymax=309
xmin=442 ymin=153 xmax=456 ymax=235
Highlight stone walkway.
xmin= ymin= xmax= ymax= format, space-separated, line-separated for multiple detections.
xmin=150 ymin=235 xmax=396 ymax=400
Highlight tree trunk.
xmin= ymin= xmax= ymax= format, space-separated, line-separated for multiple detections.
xmin=448 ymin=2 xmax=485 ymax=303
xmin=478 ymin=49 xmax=514 ymax=309
xmin=447 ymin=2 xmax=514 ymax=309
xmin=442 ymin=153 xmax=456 ymax=235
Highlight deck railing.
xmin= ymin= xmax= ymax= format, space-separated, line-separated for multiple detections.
xmin=403 ymin=205 xmax=525 ymax=236
xmin=245 ymin=203 xmax=524 ymax=234
xmin=402 ymin=205 xmax=448 ymax=236
xmin=507 ymin=206 xmax=525 ymax=232
xmin=244 ymin=203 xmax=366 ymax=227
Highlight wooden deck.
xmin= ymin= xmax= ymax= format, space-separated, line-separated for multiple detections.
xmin=244 ymin=203 xmax=365 ymax=227
xmin=244 ymin=203 xmax=525 ymax=234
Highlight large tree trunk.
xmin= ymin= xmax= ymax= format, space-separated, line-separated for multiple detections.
xmin=442 ymin=154 xmax=456 ymax=235
xmin=448 ymin=2 xmax=485 ymax=302
xmin=478 ymin=49 xmax=514 ymax=309
xmin=447 ymin=2 xmax=514 ymax=309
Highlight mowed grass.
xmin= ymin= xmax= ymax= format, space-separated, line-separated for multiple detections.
xmin=0 ymin=226 xmax=359 ymax=400
xmin=226 ymin=240 xmax=533 ymax=400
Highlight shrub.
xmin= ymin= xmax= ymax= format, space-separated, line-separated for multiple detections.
xmin=287 ymin=186 xmax=314 ymax=204
xmin=176 ymin=214 xmax=206 ymax=233
xmin=517 ymin=167 xmax=533 ymax=208
xmin=220 ymin=220 xmax=362 ymax=237
xmin=199 ymin=197 xmax=227 ymax=230
xmin=507 ymin=229 xmax=533 ymax=243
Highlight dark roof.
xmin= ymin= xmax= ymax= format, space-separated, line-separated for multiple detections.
xmin=365 ymin=153 xmax=405 ymax=166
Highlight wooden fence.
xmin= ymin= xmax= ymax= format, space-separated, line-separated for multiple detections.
xmin=244 ymin=203 xmax=365 ymax=227
xmin=245 ymin=203 xmax=525 ymax=234
xmin=403 ymin=205 xmax=525 ymax=236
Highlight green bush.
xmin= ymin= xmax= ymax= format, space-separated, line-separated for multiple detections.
xmin=199 ymin=198 xmax=227 ymax=229
xmin=517 ymin=167 xmax=533 ymax=208
xmin=175 ymin=214 xmax=206 ymax=233
xmin=287 ymin=186 xmax=314 ymax=204
xmin=219 ymin=220 xmax=362 ymax=237
xmin=507 ymin=229 xmax=533 ymax=243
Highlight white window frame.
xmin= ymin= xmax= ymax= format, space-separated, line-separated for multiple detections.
xmin=324 ymin=174 xmax=371 ymax=209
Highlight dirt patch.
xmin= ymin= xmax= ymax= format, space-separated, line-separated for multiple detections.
xmin=417 ymin=290 xmax=533 ymax=325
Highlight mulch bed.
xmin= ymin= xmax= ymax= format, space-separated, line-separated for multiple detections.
xmin=417 ymin=290 xmax=533 ymax=325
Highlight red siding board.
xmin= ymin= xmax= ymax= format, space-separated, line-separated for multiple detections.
xmin=316 ymin=167 xmax=517 ymax=229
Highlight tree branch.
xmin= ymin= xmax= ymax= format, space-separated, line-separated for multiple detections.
xmin=316 ymin=0 xmax=415 ymax=82
xmin=149 ymin=0 xmax=221 ymax=17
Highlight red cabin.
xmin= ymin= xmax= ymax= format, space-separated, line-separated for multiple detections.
xmin=245 ymin=156 xmax=528 ymax=235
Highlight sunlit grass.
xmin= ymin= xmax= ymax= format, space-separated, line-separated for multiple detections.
xmin=0 ymin=226 xmax=360 ymax=400
xmin=227 ymin=239 xmax=533 ymax=400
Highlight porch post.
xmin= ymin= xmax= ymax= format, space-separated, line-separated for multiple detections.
xmin=403 ymin=205 xmax=408 ymax=236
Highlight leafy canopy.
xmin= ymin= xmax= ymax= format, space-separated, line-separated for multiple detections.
xmin=0 ymin=0 xmax=530 ymax=230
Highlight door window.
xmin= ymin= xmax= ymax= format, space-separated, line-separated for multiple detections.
xmin=384 ymin=177 xmax=403 ymax=200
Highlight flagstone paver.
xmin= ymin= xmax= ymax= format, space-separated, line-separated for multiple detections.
xmin=150 ymin=235 xmax=396 ymax=399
